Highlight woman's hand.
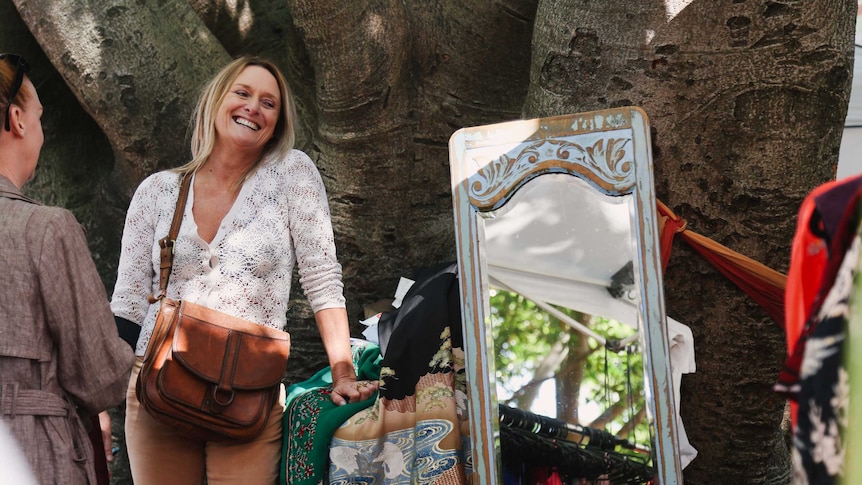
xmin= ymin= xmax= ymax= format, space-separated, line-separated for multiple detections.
xmin=331 ymin=377 xmax=379 ymax=406
xmin=313 ymin=308 xmax=378 ymax=405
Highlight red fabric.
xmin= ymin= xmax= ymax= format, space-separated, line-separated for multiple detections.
xmin=685 ymin=231 xmax=785 ymax=325
xmin=528 ymin=466 xmax=563 ymax=484
xmin=658 ymin=204 xmax=685 ymax=274
xmin=784 ymin=184 xmax=833 ymax=357
xmin=657 ymin=201 xmax=786 ymax=326
xmin=776 ymin=189 xmax=830 ymax=427
xmin=545 ymin=470 xmax=563 ymax=485
xmin=777 ymin=177 xmax=862 ymax=427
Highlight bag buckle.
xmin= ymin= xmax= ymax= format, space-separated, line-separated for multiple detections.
xmin=158 ymin=237 xmax=176 ymax=255
xmin=211 ymin=386 xmax=235 ymax=412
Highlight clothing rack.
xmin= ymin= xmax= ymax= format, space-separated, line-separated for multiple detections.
xmin=498 ymin=404 xmax=654 ymax=484
xmin=498 ymin=404 xmax=649 ymax=453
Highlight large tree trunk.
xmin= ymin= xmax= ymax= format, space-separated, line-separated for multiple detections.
xmin=522 ymin=1 xmax=855 ymax=483
xmin=279 ymin=0 xmax=535 ymax=302
xmin=5 ymin=1 xmax=856 ymax=483
xmin=12 ymin=0 xmax=229 ymax=193
xmin=1 ymin=3 xmax=122 ymax=288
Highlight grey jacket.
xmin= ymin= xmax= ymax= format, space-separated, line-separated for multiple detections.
xmin=0 ymin=176 xmax=135 ymax=484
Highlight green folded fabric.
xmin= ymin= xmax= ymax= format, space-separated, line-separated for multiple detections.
xmin=280 ymin=341 xmax=382 ymax=485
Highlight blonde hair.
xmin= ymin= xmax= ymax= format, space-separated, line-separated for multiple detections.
xmin=177 ymin=56 xmax=297 ymax=185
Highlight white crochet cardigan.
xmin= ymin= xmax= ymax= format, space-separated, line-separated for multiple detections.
xmin=110 ymin=149 xmax=346 ymax=356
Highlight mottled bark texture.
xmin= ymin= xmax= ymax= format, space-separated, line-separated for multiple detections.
xmin=524 ymin=1 xmax=856 ymax=483
xmin=4 ymin=0 xmax=856 ymax=483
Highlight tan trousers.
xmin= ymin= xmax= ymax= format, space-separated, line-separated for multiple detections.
xmin=125 ymin=358 xmax=285 ymax=485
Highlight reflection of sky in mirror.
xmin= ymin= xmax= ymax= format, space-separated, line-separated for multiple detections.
xmin=499 ymin=358 xmax=614 ymax=425
xmin=484 ymin=173 xmax=632 ymax=287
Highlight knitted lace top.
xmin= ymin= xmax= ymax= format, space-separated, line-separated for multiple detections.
xmin=110 ymin=149 xmax=346 ymax=356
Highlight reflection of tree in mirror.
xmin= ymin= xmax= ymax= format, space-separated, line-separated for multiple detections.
xmin=490 ymin=288 xmax=649 ymax=448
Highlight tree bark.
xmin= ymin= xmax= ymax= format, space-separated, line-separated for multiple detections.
xmin=12 ymin=0 xmax=229 ymax=196
xmin=2 ymin=3 xmax=121 ymax=289
xmin=524 ymin=1 xmax=856 ymax=483
xmin=281 ymin=0 xmax=537 ymax=309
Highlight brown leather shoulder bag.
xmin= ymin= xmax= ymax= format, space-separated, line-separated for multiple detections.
xmin=136 ymin=172 xmax=291 ymax=442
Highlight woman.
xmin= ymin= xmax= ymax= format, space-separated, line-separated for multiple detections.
xmin=0 ymin=52 xmax=135 ymax=484
xmin=111 ymin=56 xmax=378 ymax=484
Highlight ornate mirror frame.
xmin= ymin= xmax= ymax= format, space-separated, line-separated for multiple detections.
xmin=448 ymin=107 xmax=683 ymax=484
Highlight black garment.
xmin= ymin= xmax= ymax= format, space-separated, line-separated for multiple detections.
xmin=779 ymin=183 xmax=862 ymax=400
xmin=811 ymin=174 xmax=862 ymax=248
xmin=376 ymin=262 xmax=463 ymax=400
xmin=793 ymin=243 xmax=852 ymax=484
xmin=114 ymin=315 xmax=140 ymax=349
xmin=792 ymin=194 xmax=862 ymax=484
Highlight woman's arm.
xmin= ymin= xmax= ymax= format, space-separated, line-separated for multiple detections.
xmin=286 ymin=152 xmax=377 ymax=404
xmin=288 ymin=152 xmax=346 ymax=311
xmin=315 ymin=307 xmax=378 ymax=405
xmin=110 ymin=175 xmax=162 ymax=327
xmin=40 ymin=210 xmax=136 ymax=413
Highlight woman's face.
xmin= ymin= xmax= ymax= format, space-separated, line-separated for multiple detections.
xmin=214 ymin=65 xmax=281 ymax=153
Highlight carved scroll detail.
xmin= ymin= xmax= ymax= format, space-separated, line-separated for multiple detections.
xmin=469 ymin=136 xmax=634 ymax=208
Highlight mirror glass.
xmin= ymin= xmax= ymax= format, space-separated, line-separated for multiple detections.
xmin=449 ymin=108 xmax=682 ymax=484
xmin=484 ymin=174 xmax=653 ymax=480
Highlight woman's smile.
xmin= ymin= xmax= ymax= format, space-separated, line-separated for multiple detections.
xmin=233 ymin=116 xmax=260 ymax=131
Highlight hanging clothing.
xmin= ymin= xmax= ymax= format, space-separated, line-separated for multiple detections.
xmin=280 ymin=341 xmax=381 ymax=485
xmin=327 ymin=262 xmax=470 ymax=484
xmin=791 ymin=223 xmax=858 ymax=483
xmin=498 ymin=406 xmax=654 ymax=484
xmin=782 ymin=178 xmax=862 ymax=483
xmin=776 ymin=174 xmax=862 ymax=425
xmin=281 ymin=263 xmax=470 ymax=484
xmin=784 ymin=175 xmax=862 ymax=365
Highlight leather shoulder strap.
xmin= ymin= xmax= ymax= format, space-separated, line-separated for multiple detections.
xmin=150 ymin=172 xmax=193 ymax=302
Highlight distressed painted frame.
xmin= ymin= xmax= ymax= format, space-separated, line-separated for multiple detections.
xmin=448 ymin=107 xmax=682 ymax=484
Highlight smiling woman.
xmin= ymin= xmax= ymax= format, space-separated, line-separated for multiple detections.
xmin=192 ymin=64 xmax=286 ymax=243
xmin=109 ymin=56 xmax=377 ymax=485
xmin=211 ymin=65 xmax=281 ymax=162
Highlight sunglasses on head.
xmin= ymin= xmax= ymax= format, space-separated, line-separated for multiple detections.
xmin=0 ymin=53 xmax=31 ymax=132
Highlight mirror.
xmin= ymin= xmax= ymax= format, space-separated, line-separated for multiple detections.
xmin=448 ymin=108 xmax=683 ymax=484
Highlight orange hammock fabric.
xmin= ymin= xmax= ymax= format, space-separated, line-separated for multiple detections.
xmin=656 ymin=200 xmax=787 ymax=327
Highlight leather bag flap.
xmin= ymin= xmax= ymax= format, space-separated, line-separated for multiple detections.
xmin=171 ymin=301 xmax=290 ymax=390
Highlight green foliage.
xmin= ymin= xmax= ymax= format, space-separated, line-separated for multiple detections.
xmin=490 ymin=288 xmax=649 ymax=444
xmin=490 ymin=288 xmax=562 ymax=383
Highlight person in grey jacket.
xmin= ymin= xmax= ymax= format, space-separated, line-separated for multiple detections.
xmin=0 ymin=52 xmax=135 ymax=485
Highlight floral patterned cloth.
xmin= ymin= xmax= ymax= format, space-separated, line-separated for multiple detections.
xmin=282 ymin=264 xmax=472 ymax=484
xmin=281 ymin=341 xmax=381 ymax=485
xmin=328 ymin=263 xmax=472 ymax=484
xmin=791 ymin=227 xmax=858 ymax=484
xmin=327 ymin=338 xmax=471 ymax=484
